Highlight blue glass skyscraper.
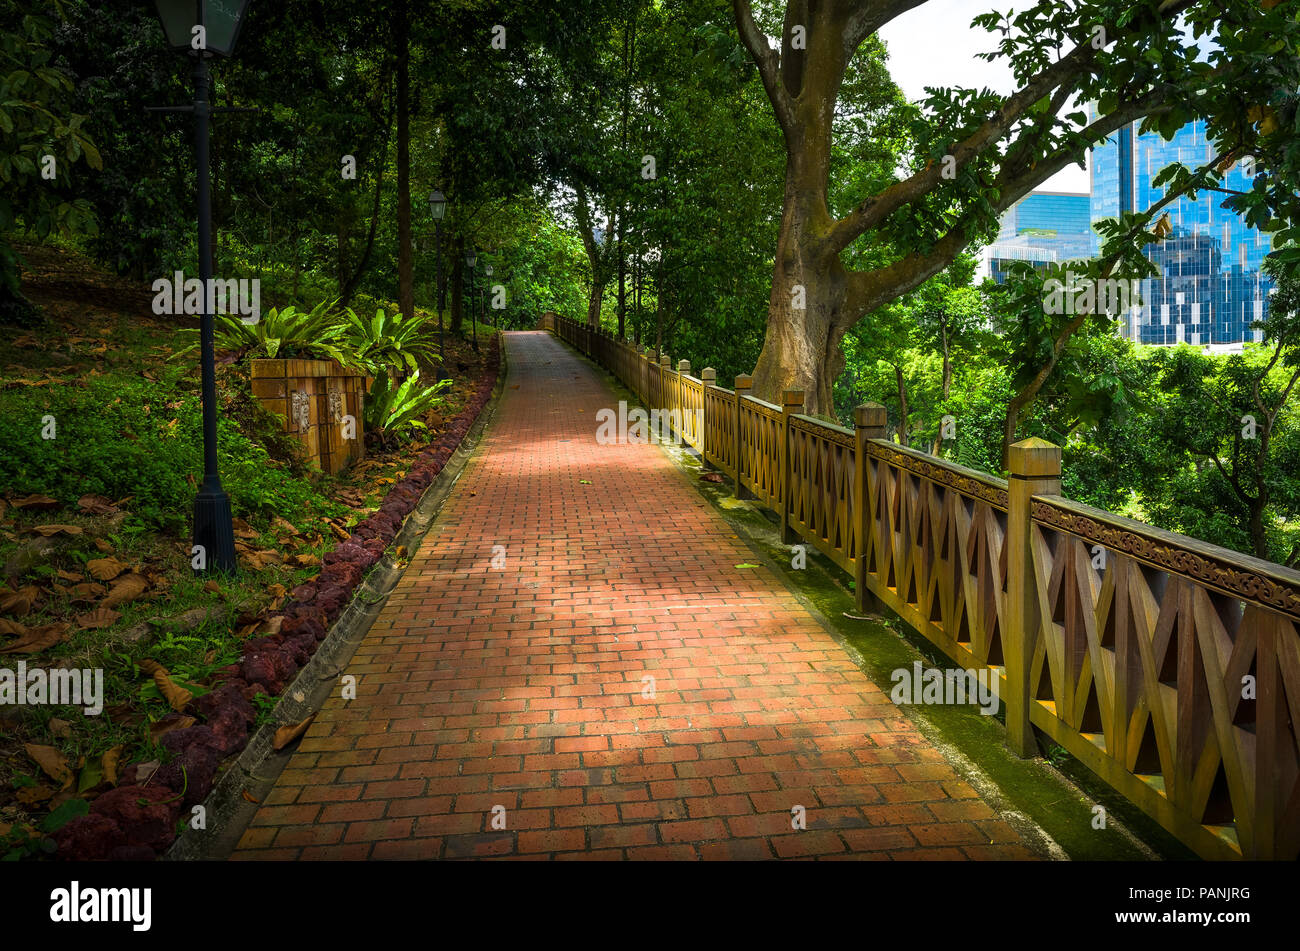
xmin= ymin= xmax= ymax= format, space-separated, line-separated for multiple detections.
xmin=1090 ymin=118 xmax=1270 ymax=345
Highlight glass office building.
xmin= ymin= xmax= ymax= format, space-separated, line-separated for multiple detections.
xmin=980 ymin=192 xmax=1095 ymax=283
xmin=1090 ymin=118 xmax=1270 ymax=345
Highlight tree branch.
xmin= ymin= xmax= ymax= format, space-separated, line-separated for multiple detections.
xmin=733 ymin=0 xmax=795 ymax=135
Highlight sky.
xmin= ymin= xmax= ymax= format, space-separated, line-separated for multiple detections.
xmin=878 ymin=0 xmax=1091 ymax=194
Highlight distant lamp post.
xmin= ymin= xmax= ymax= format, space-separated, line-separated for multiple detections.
xmin=428 ymin=189 xmax=447 ymax=381
xmin=465 ymin=247 xmax=480 ymax=353
xmin=484 ymin=263 xmax=495 ymax=333
xmin=150 ymin=0 xmax=253 ymax=576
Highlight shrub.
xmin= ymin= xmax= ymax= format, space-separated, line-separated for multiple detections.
xmin=0 ymin=370 xmax=341 ymax=532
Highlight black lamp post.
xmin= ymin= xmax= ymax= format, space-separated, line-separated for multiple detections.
xmin=465 ymin=247 xmax=479 ymax=354
xmin=484 ymin=263 xmax=494 ymax=333
xmin=151 ymin=0 xmax=251 ymax=576
xmin=428 ymin=189 xmax=447 ymax=381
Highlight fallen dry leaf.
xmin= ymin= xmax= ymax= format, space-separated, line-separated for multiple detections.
xmin=149 ymin=666 xmax=192 ymax=711
xmin=67 ymin=582 xmax=108 ymax=602
xmin=28 ymin=524 xmax=83 ymax=537
xmin=48 ymin=717 xmax=72 ymax=739
xmin=24 ymin=743 xmax=72 ymax=787
xmin=102 ymin=573 xmax=148 ymax=609
xmin=55 ymin=569 xmax=83 ymax=583
xmin=102 ymin=746 xmax=124 ymax=786
xmin=77 ymin=494 xmax=120 ymax=516
xmin=15 ymin=784 xmax=56 ymax=805
xmin=93 ymin=538 xmax=114 ymax=554
xmin=75 ymin=607 xmax=120 ymax=630
xmin=273 ymin=713 xmax=317 ymax=751
xmin=86 ymin=557 xmax=128 ymax=581
xmin=272 ymin=516 xmax=299 ymax=535
xmin=242 ymin=789 xmax=261 ymax=804
xmin=11 ymin=494 xmax=59 ymax=511
xmin=290 ymin=553 xmax=320 ymax=568
xmin=147 ymin=715 xmax=195 ymax=742
xmin=0 ymin=622 xmax=68 ymax=654
xmin=0 ymin=586 xmax=39 ymax=617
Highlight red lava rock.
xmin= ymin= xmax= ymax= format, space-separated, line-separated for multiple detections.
xmin=242 ymin=651 xmax=294 ymax=693
xmin=89 ymin=785 xmax=181 ymax=853
xmin=320 ymin=561 xmax=363 ymax=589
xmin=290 ymin=582 xmax=317 ymax=603
xmin=53 ymin=813 xmax=126 ymax=861
xmin=152 ymin=743 xmax=221 ymax=809
xmin=195 ymin=684 xmax=255 ymax=725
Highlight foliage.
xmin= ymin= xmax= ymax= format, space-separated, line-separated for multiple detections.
xmin=175 ymin=298 xmax=359 ymax=367
xmin=0 ymin=370 xmax=342 ymax=533
xmin=339 ymin=305 xmax=439 ymax=376
xmin=0 ymin=0 xmax=101 ymax=320
xmin=363 ymin=369 xmax=451 ymax=449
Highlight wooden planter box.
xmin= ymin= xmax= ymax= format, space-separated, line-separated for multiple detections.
xmin=249 ymin=358 xmax=367 ymax=474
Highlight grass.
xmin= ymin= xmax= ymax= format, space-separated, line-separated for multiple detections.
xmin=0 ymin=243 xmax=497 ymax=853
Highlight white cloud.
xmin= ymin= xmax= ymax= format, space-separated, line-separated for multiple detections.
xmin=879 ymin=0 xmax=1090 ymax=193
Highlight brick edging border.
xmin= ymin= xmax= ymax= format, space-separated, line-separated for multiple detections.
xmin=51 ymin=335 xmax=506 ymax=861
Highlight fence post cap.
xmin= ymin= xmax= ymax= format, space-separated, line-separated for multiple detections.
xmin=854 ymin=403 xmax=888 ymax=428
xmin=1007 ymin=437 xmax=1062 ymax=477
xmin=781 ymin=389 xmax=804 ymax=409
xmin=734 ymin=373 xmax=753 ymax=389
xmin=677 ymin=359 xmax=691 ymax=373
xmin=700 ymin=367 xmax=717 ymax=383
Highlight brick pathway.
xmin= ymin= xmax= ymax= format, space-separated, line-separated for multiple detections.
xmin=232 ymin=331 xmax=1037 ymax=860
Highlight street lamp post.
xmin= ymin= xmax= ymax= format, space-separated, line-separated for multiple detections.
xmin=465 ymin=247 xmax=479 ymax=354
xmin=484 ymin=263 xmax=494 ymax=333
xmin=151 ymin=0 xmax=252 ymax=576
xmin=428 ymin=189 xmax=447 ymax=382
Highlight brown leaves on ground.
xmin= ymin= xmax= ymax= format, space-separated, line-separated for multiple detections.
xmin=76 ymin=494 xmax=122 ymax=517
xmin=24 ymin=743 xmax=73 ymax=788
xmin=237 ymin=544 xmax=283 ymax=571
xmin=9 ymin=494 xmax=59 ymax=511
xmin=85 ymin=557 xmax=128 ymax=581
xmin=0 ymin=620 xmax=69 ymax=654
xmin=273 ymin=713 xmax=317 ymax=751
xmin=74 ymin=607 xmax=120 ymax=630
xmin=148 ymin=715 xmax=195 ymax=742
xmin=65 ymin=582 xmax=107 ymax=602
xmin=26 ymin=524 xmax=83 ymax=537
xmin=139 ymin=660 xmax=193 ymax=711
xmin=0 ymin=585 xmax=39 ymax=616
xmin=102 ymin=573 xmax=148 ymax=609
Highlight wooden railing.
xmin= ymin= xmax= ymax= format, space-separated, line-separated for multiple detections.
xmin=537 ymin=312 xmax=1300 ymax=861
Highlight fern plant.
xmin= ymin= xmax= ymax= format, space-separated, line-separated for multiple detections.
xmin=364 ymin=369 xmax=452 ymax=449
xmin=175 ymin=298 xmax=362 ymax=368
xmin=340 ymin=306 xmax=440 ymax=376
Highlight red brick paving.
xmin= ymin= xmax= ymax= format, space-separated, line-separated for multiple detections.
xmin=232 ymin=330 xmax=1037 ymax=861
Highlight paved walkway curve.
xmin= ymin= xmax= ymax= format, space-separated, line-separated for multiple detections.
xmin=232 ymin=331 xmax=1037 ymax=860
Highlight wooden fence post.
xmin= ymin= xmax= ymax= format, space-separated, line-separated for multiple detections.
xmin=854 ymin=403 xmax=888 ymax=614
xmin=700 ymin=367 xmax=716 ymax=459
xmin=1005 ymin=437 xmax=1061 ymax=758
xmin=780 ymin=389 xmax=804 ymax=544
xmin=734 ymin=374 xmax=753 ymax=500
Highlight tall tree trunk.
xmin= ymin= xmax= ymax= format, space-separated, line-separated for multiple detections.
xmin=587 ymin=282 xmax=605 ymax=327
xmin=395 ymin=2 xmax=414 ymax=320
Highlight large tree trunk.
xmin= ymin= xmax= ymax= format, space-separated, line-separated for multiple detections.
xmin=587 ymin=282 xmax=605 ymax=327
xmin=749 ymin=144 xmax=848 ymax=417
xmin=394 ymin=2 xmax=414 ymax=321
